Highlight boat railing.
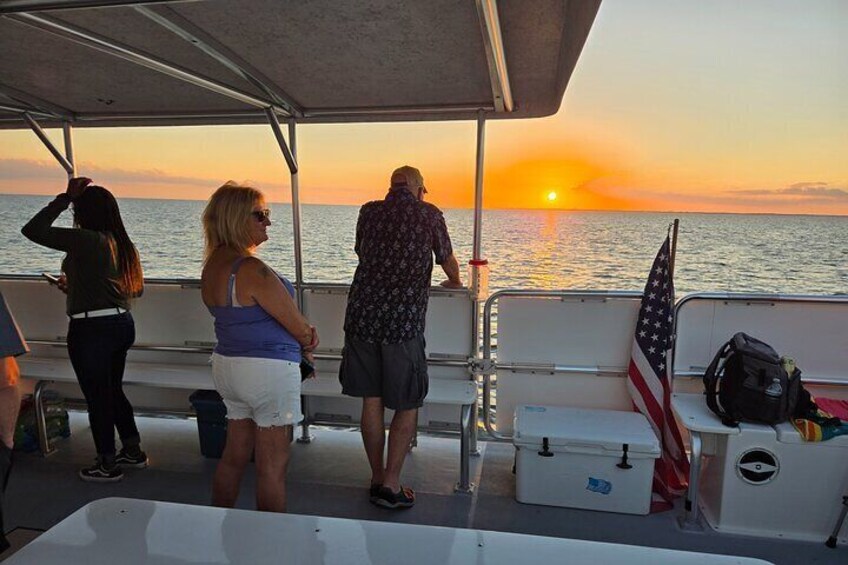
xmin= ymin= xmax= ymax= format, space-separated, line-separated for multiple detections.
xmin=479 ymin=289 xmax=644 ymax=439
xmin=673 ymin=291 xmax=848 ymax=388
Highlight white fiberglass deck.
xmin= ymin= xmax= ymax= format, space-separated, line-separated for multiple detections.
xmin=5 ymin=498 xmax=776 ymax=565
xmin=3 ymin=413 xmax=844 ymax=565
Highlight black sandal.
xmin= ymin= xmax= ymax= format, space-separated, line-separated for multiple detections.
xmin=372 ymin=485 xmax=415 ymax=509
xmin=369 ymin=483 xmax=382 ymax=502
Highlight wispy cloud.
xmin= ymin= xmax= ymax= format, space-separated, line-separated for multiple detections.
xmin=731 ymin=182 xmax=848 ymax=201
xmin=0 ymin=158 xmax=215 ymax=187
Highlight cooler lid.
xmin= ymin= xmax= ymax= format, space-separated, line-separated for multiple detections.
xmin=513 ymin=405 xmax=661 ymax=455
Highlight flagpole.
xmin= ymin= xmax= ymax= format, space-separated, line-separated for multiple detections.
xmin=669 ymin=218 xmax=680 ymax=278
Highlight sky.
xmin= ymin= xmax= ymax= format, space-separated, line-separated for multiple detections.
xmin=1 ymin=0 xmax=846 ymax=215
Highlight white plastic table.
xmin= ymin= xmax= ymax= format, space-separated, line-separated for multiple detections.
xmin=6 ymin=497 xmax=775 ymax=565
xmin=671 ymin=392 xmax=743 ymax=529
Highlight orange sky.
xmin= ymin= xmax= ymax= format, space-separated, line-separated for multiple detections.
xmin=1 ymin=1 xmax=846 ymax=215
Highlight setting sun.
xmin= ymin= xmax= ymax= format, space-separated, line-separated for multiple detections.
xmin=547 ymin=191 xmax=558 ymax=202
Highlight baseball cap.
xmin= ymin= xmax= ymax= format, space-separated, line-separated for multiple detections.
xmin=390 ymin=165 xmax=427 ymax=193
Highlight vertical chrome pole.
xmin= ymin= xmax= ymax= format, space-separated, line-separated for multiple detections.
xmin=62 ymin=121 xmax=76 ymax=178
xmin=287 ymin=118 xmax=304 ymax=312
xmin=469 ymin=110 xmax=487 ymax=454
xmin=287 ymin=117 xmax=312 ymax=444
xmin=472 ymin=111 xmax=486 ymax=262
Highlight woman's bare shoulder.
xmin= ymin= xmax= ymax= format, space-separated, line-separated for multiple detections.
xmin=239 ymin=256 xmax=277 ymax=283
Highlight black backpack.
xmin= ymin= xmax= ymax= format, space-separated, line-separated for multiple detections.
xmin=703 ymin=332 xmax=803 ymax=427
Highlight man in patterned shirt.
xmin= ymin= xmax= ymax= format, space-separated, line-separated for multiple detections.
xmin=340 ymin=165 xmax=462 ymax=509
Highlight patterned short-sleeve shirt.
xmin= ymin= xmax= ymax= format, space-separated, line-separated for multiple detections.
xmin=344 ymin=188 xmax=453 ymax=344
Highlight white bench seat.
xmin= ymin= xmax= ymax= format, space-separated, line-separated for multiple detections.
xmin=3 ymin=277 xmax=479 ymax=492
xmin=19 ymin=357 xmax=214 ymax=391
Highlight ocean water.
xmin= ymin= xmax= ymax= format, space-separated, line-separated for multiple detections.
xmin=1 ymin=194 xmax=845 ymax=296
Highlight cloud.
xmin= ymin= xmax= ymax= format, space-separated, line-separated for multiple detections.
xmin=0 ymin=158 xmax=215 ymax=187
xmin=730 ymin=182 xmax=848 ymax=201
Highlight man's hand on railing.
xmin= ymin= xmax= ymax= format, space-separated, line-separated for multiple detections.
xmin=56 ymin=274 xmax=68 ymax=295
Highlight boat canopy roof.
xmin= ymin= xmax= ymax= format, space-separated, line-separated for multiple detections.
xmin=0 ymin=0 xmax=601 ymax=129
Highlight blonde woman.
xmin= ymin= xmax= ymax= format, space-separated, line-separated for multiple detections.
xmin=201 ymin=182 xmax=318 ymax=512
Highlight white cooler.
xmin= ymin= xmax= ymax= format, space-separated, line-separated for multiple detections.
xmin=513 ymin=405 xmax=661 ymax=515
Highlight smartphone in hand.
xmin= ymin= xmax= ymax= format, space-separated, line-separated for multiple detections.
xmin=41 ymin=272 xmax=61 ymax=285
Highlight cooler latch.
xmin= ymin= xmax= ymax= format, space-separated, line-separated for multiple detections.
xmin=617 ymin=443 xmax=633 ymax=469
xmin=538 ymin=437 xmax=554 ymax=458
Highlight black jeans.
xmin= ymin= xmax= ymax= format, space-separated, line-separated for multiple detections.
xmin=67 ymin=312 xmax=140 ymax=458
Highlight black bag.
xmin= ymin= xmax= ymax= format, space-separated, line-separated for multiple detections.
xmin=703 ymin=332 xmax=802 ymax=427
xmin=299 ymin=357 xmax=315 ymax=381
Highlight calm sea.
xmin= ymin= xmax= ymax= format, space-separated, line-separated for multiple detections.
xmin=1 ymin=195 xmax=845 ymax=296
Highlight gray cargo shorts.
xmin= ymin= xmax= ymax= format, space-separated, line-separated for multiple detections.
xmin=339 ymin=334 xmax=428 ymax=411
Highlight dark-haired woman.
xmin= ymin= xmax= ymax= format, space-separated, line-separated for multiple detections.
xmin=22 ymin=177 xmax=146 ymax=482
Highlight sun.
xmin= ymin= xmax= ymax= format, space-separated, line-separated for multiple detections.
xmin=546 ymin=191 xmax=558 ymax=202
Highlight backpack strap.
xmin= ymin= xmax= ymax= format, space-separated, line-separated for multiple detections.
xmin=703 ymin=339 xmax=738 ymax=427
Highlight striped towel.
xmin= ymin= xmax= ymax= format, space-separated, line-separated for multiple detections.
xmin=791 ymin=397 xmax=848 ymax=442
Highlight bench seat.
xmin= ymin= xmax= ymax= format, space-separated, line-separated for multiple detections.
xmin=21 ymin=356 xmax=477 ymax=407
xmin=19 ymin=353 xmax=479 ymax=492
xmin=19 ymin=357 xmax=214 ymax=391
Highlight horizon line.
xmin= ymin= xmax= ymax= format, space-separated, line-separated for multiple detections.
xmin=1 ymin=191 xmax=845 ymax=218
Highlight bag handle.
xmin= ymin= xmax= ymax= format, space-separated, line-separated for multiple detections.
xmin=703 ymin=339 xmax=738 ymax=427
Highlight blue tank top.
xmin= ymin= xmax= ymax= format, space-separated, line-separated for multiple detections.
xmin=208 ymin=257 xmax=301 ymax=363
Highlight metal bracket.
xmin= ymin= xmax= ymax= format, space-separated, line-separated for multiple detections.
xmin=469 ymin=357 xmax=496 ymax=376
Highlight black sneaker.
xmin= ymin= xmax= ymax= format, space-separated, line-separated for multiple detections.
xmin=371 ymin=485 xmax=415 ymax=509
xmin=79 ymin=462 xmax=123 ymax=483
xmin=115 ymin=448 xmax=148 ymax=468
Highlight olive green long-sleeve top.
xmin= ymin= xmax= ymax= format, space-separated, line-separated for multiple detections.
xmin=21 ymin=194 xmax=133 ymax=316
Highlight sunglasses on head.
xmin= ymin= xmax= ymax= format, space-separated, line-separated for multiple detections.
xmin=251 ymin=208 xmax=271 ymax=222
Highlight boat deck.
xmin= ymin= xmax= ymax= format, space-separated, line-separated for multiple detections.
xmin=3 ymin=412 xmax=843 ymax=565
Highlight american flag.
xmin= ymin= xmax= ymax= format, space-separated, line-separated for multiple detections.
xmin=626 ymin=234 xmax=689 ymax=511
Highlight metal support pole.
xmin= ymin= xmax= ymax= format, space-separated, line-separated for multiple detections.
xmin=287 ymin=118 xmax=304 ymax=310
xmin=264 ymin=108 xmax=298 ymax=175
xmin=679 ymin=431 xmax=703 ymax=531
xmin=455 ymin=403 xmax=475 ymax=493
xmin=34 ymin=381 xmax=56 ymax=456
xmin=281 ymin=116 xmax=311 ymax=444
xmin=468 ymin=111 xmax=487 ymax=453
xmin=472 ymin=111 xmax=486 ymax=262
xmin=62 ymin=121 xmax=76 ymax=178
xmin=22 ymin=112 xmax=75 ymax=175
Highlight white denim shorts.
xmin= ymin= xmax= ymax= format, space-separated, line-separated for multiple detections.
xmin=211 ymin=353 xmax=302 ymax=428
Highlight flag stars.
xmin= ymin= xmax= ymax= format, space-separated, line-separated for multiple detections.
xmin=651 ymin=333 xmax=658 ymax=341
xmin=648 ymin=346 xmax=656 ymax=354
xmin=639 ymin=330 xmax=647 ymax=338
xmin=645 ymin=305 xmax=653 ymax=313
